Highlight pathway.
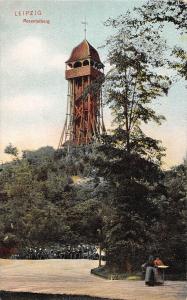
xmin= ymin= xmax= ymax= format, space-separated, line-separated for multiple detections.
xmin=0 ymin=259 xmax=186 ymax=300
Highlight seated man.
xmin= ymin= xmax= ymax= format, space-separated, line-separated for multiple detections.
xmin=154 ymin=257 xmax=165 ymax=284
xmin=154 ymin=257 xmax=164 ymax=266
xmin=142 ymin=255 xmax=164 ymax=286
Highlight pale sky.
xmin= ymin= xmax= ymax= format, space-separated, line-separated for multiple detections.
xmin=0 ymin=0 xmax=186 ymax=168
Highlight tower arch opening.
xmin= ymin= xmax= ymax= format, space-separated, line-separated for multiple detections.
xmin=83 ymin=60 xmax=89 ymax=66
xmin=74 ymin=61 xmax=82 ymax=68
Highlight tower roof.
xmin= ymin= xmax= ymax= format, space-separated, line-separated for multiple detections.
xmin=66 ymin=39 xmax=101 ymax=63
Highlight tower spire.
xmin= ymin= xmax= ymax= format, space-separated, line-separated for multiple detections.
xmin=81 ymin=17 xmax=88 ymax=39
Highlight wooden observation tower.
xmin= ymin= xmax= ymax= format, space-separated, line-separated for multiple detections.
xmin=58 ymin=39 xmax=105 ymax=149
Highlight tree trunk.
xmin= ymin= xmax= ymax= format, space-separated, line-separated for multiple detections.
xmin=106 ymin=248 xmax=133 ymax=273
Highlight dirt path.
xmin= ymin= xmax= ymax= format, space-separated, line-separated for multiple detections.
xmin=0 ymin=259 xmax=186 ymax=300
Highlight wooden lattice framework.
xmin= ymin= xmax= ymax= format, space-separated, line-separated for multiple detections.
xmin=58 ymin=40 xmax=105 ymax=148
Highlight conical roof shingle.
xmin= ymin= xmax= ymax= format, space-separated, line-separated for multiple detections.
xmin=66 ymin=40 xmax=101 ymax=63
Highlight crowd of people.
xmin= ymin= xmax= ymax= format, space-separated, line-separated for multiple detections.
xmin=11 ymin=244 xmax=105 ymax=261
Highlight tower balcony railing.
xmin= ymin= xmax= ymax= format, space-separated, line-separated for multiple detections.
xmin=65 ymin=65 xmax=104 ymax=80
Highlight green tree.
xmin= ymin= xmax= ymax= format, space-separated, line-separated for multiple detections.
xmin=135 ymin=0 xmax=187 ymax=81
xmin=136 ymin=0 xmax=187 ymax=33
xmin=4 ymin=143 xmax=19 ymax=159
xmin=158 ymin=163 xmax=186 ymax=276
xmin=0 ymin=146 xmax=76 ymax=250
xmin=93 ymin=13 xmax=172 ymax=272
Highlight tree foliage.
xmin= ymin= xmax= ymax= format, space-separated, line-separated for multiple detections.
xmin=0 ymin=146 xmax=103 ymax=253
xmin=157 ymin=164 xmax=186 ymax=275
xmin=135 ymin=0 xmax=187 ymax=33
xmin=135 ymin=0 xmax=187 ymax=82
xmin=4 ymin=144 xmax=19 ymax=159
xmin=92 ymin=1 xmax=186 ymax=272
